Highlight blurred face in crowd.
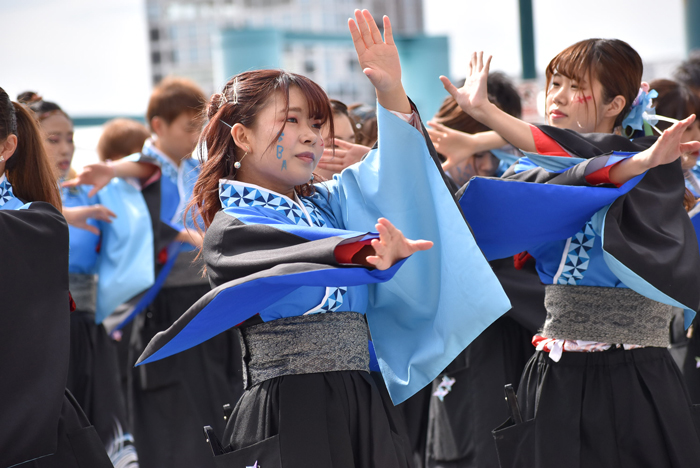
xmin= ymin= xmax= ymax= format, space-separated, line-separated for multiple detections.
xmin=152 ymin=111 xmax=201 ymax=163
xmin=331 ymin=112 xmax=355 ymax=145
xmin=41 ymin=112 xmax=75 ymax=180
xmin=681 ymin=119 xmax=700 ymax=170
xmin=448 ymin=150 xmax=499 ymax=186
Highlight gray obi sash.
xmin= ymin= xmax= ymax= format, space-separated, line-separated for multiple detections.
xmin=68 ymin=273 xmax=98 ymax=314
xmin=239 ymin=312 xmax=370 ymax=388
xmin=542 ymin=285 xmax=673 ymax=347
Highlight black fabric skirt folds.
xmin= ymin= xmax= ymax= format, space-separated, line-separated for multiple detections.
xmin=493 ymin=347 xmax=700 ymax=468
xmin=215 ymin=370 xmax=413 ymax=468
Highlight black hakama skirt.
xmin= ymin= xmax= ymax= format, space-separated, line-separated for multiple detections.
xmin=24 ymin=390 xmax=113 ymax=468
xmin=130 ymin=284 xmax=243 ymax=468
xmin=67 ymin=310 xmax=138 ymax=465
xmin=669 ymin=308 xmax=700 ymax=405
xmin=215 ymin=370 xmax=413 ymax=468
xmin=493 ymin=347 xmax=700 ymax=468
xmin=425 ymin=316 xmax=534 ymax=468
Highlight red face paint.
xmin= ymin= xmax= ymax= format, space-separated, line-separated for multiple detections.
xmin=573 ymin=95 xmax=593 ymax=104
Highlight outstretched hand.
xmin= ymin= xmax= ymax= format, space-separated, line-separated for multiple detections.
xmin=317 ymin=138 xmax=371 ymax=173
xmin=365 ymin=218 xmax=433 ymax=270
xmin=427 ymin=121 xmax=478 ymax=172
xmin=349 ymin=9 xmax=411 ymax=113
xmin=610 ymin=114 xmax=700 ymax=184
xmin=63 ymin=204 xmax=117 ymax=235
xmin=62 ymin=162 xmax=115 ymax=197
xmin=439 ymin=52 xmax=492 ymax=121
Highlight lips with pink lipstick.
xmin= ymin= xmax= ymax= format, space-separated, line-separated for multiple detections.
xmin=57 ymin=160 xmax=71 ymax=171
xmin=294 ymin=152 xmax=315 ymax=164
xmin=549 ymin=109 xmax=567 ymax=120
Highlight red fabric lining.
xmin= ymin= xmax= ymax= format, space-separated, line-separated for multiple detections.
xmin=334 ymin=239 xmax=373 ymax=264
xmin=585 ymin=161 xmax=624 ymax=187
xmin=531 ymin=126 xmax=569 ymax=157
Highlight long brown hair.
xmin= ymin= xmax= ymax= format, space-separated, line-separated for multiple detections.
xmin=0 ymin=88 xmax=61 ymax=209
xmin=546 ymin=39 xmax=643 ymax=129
xmin=190 ymin=69 xmax=334 ymax=229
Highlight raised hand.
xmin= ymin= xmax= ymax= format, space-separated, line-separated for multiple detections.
xmin=63 ymin=204 xmax=117 ymax=235
xmin=610 ymin=114 xmax=700 ymax=184
xmin=349 ymin=9 xmax=411 ymax=113
xmin=427 ymin=121 xmax=478 ymax=172
xmin=317 ymin=138 xmax=371 ymax=173
xmin=365 ymin=218 xmax=433 ymax=270
xmin=62 ymin=162 xmax=115 ymax=197
xmin=440 ymin=52 xmax=492 ymax=121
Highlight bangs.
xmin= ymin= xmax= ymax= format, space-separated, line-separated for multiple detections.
xmin=278 ymin=72 xmax=332 ymax=125
xmin=546 ymin=41 xmax=598 ymax=86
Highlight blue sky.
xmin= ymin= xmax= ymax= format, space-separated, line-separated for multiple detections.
xmin=0 ymin=0 xmax=688 ymax=116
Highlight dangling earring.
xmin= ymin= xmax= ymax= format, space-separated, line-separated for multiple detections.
xmin=234 ymin=147 xmax=249 ymax=169
xmin=309 ymin=173 xmax=315 ymax=181
xmin=0 ymin=155 xmax=5 ymax=163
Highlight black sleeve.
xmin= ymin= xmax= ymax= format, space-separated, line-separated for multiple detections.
xmin=0 ymin=202 xmax=72 ymax=467
xmin=203 ymin=210 xmax=369 ymax=289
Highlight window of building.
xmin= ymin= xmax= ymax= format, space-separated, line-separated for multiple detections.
xmin=153 ymin=74 xmax=163 ymax=85
xmin=304 ymin=59 xmax=315 ymax=73
xmin=147 ymin=3 xmax=160 ymax=20
xmin=152 ymin=51 xmax=162 ymax=64
xmin=150 ymin=28 xmax=160 ymax=42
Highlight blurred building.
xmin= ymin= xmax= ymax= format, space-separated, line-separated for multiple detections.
xmin=145 ymin=0 xmax=449 ymax=115
xmin=146 ymin=0 xmax=423 ymax=95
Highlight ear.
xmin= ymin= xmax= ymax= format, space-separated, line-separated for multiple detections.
xmin=605 ymin=95 xmax=627 ymax=119
xmin=0 ymin=134 xmax=17 ymax=163
xmin=230 ymin=123 xmax=252 ymax=154
xmin=151 ymin=116 xmax=166 ymax=136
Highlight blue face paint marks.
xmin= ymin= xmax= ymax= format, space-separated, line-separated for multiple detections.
xmin=281 ymin=160 xmax=287 ymax=171
xmin=277 ymin=132 xmax=284 ymax=160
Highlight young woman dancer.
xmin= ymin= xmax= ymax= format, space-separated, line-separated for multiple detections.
xmin=20 ymin=92 xmax=152 ymax=466
xmin=0 ymin=88 xmax=112 ymax=467
xmin=447 ymin=40 xmax=700 ymax=467
xmin=135 ymin=10 xmax=511 ymax=468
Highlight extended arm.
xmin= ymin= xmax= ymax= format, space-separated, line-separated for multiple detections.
xmin=440 ymin=52 xmax=536 ymax=153
xmin=62 ymin=160 xmax=159 ymax=197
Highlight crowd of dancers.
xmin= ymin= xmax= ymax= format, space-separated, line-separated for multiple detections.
xmin=5 ymin=8 xmax=700 ymax=468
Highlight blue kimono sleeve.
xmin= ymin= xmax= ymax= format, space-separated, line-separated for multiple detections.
xmin=136 ymin=207 xmax=405 ymax=366
xmin=95 ymin=179 xmax=155 ymax=323
xmin=316 ymin=102 xmax=511 ymax=404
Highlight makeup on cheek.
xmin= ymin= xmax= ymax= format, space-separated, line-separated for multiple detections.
xmin=277 ymin=132 xmax=284 ymax=159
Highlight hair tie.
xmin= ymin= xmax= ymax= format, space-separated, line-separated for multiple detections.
xmin=622 ymin=83 xmax=658 ymax=137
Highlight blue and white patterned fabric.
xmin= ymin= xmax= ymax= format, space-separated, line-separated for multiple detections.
xmin=0 ymin=173 xmax=28 ymax=210
xmin=0 ymin=174 xmax=24 ymax=211
xmin=220 ymin=180 xmax=345 ymax=314
xmin=555 ymin=221 xmax=596 ymax=285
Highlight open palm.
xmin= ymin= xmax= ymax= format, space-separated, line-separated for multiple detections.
xmin=440 ymin=52 xmax=492 ymax=119
xmin=349 ymin=10 xmax=401 ymax=94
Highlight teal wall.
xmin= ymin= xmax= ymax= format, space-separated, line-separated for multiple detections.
xmin=217 ymin=28 xmax=449 ymax=118
xmin=395 ymin=35 xmax=449 ymax=118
